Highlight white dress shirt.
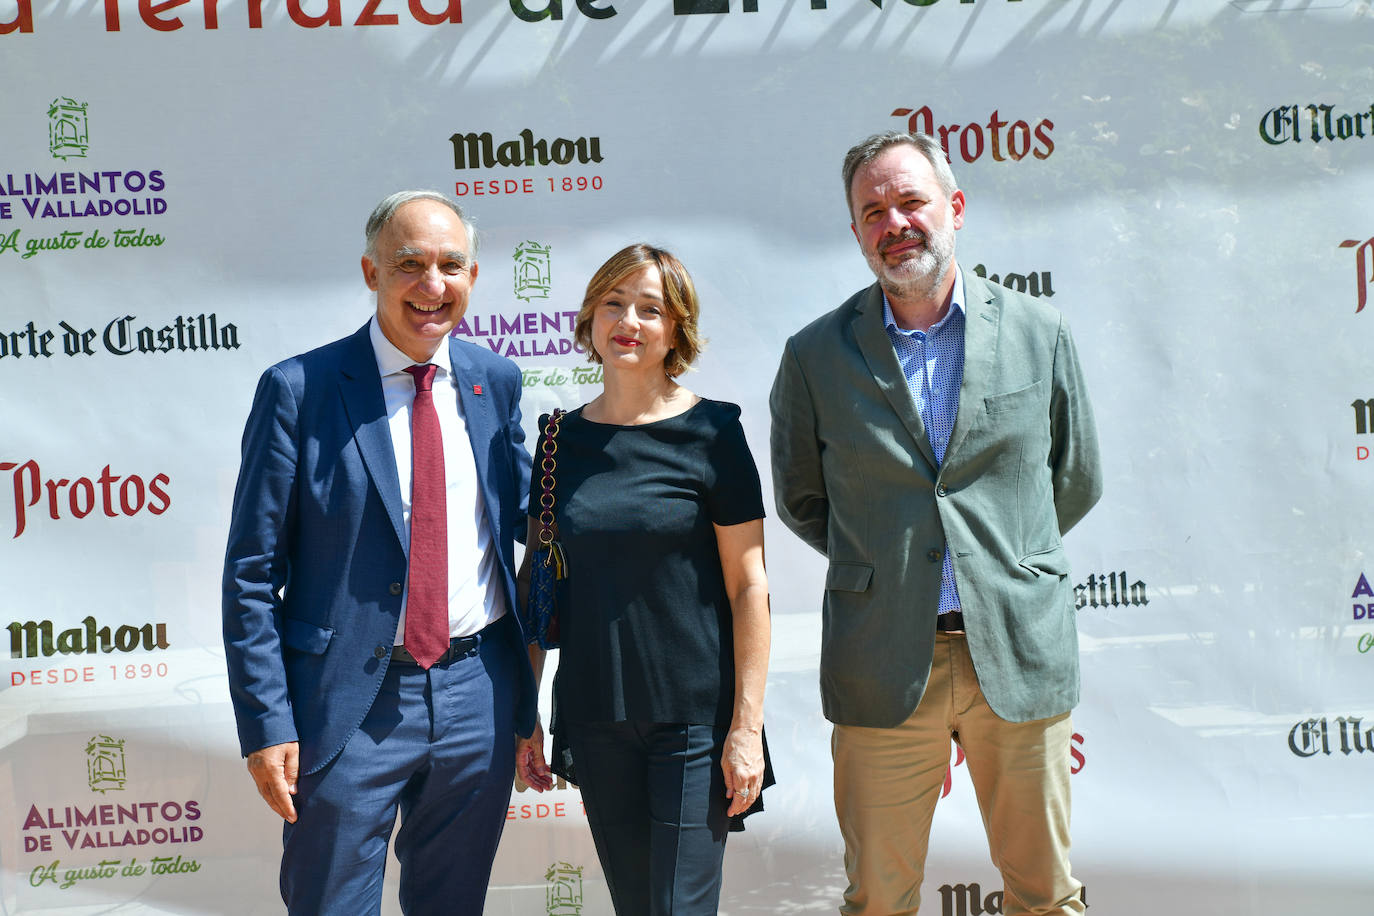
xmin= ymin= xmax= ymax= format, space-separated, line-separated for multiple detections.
xmin=369 ymin=318 xmax=506 ymax=642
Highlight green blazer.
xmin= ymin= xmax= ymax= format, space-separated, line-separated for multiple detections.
xmin=769 ymin=270 xmax=1103 ymax=726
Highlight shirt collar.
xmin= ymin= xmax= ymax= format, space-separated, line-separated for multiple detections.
xmin=882 ymin=268 xmax=966 ymax=336
xmin=369 ymin=315 xmax=453 ymax=379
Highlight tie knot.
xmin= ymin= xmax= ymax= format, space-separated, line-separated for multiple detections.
xmin=405 ymin=363 xmax=438 ymax=393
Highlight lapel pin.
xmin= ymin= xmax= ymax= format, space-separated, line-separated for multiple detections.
xmin=472 ymin=384 xmax=483 ymax=395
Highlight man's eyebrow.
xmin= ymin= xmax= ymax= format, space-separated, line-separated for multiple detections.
xmin=386 ymin=246 xmax=470 ymax=266
xmin=389 ymin=246 xmax=469 ymax=263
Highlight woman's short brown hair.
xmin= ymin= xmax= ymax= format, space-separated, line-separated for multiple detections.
xmin=574 ymin=244 xmax=703 ymax=378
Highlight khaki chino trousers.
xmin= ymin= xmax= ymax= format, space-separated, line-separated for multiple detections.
xmin=831 ymin=633 xmax=1085 ymax=915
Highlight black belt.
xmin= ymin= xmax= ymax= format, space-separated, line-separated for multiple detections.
xmin=936 ymin=612 xmax=966 ymax=633
xmin=391 ymin=633 xmax=481 ymax=666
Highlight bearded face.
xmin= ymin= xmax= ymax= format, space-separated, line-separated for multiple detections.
xmin=861 ymin=222 xmax=957 ymax=302
xmin=849 ymin=145 xmax=965 ymax=306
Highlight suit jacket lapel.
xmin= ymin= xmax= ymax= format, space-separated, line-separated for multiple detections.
xmin=945 ymin=270 xmax=1000 ymax=466
xmin=851 ymin=283 xmax=939 ymax=471
xmin=337 ymin=324 xmax=407 ymax=549
xmin=448 ymin=338 xmax=502 ymax=542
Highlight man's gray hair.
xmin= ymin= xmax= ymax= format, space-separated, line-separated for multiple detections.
xmin=841 ymin=131 xmax=959 ymax=217
xmin=363 ymin=190 xmax=478 ymax=259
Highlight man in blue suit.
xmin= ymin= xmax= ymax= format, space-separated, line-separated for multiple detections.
xmin=223 ymin=190 xmax=536 ymax=914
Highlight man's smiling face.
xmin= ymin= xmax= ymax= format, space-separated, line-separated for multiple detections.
xmin=362 ymin=199 xmax=478 ymax=363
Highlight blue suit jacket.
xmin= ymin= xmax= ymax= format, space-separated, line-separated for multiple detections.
xmin=222 ymin=322 xmax=536 ymax=775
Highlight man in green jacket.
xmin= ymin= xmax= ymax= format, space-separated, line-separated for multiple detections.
xmin=770 ymin=130 xmax=1103 ymax=915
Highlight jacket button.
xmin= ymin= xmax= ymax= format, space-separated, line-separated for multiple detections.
xmin=936 ymin=484 xmax=948 ymax=497
xmin=927 ymin=549 xmax=941 ymax=563
xmin=389 ymin=582 xmax=403 ymax=596
xmin=374 ymin=646 xmax=388 ymax=659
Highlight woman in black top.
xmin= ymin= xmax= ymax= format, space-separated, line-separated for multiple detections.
xmin=516 ymin=244 xmax=772 ymax=915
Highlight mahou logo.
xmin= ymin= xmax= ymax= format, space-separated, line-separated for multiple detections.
xmin=970 ymin=263 xmax=1054 ymax=300
xmin=449 ymin=129 xmax=603 ymax=170
xmin=892 ymin=106 xmax=1054 ymax=164
xmin=7 ymin=617 xmax=169 ymax=660
xmin=1353 ymin=399 xmax=1374 ymax=462
xmin=0 ymin=459 xmax=170 ymax=538
xmin=938 ymin=882 xmax=1087 ymax=916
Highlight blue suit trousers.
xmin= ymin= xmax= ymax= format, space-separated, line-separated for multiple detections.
xmin=280 ymin=616 xmax=518 ymax=915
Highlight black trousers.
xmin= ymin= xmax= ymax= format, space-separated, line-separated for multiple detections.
xmin=566 ymin=721 xmax=731 ymax=915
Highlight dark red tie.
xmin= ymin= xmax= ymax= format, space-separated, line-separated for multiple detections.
xmin=404 ymin=364 xmax=449 ymax=669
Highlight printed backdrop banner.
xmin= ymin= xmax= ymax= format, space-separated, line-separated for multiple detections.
xmin=2 ymin=2 xmax=1372 ymax=913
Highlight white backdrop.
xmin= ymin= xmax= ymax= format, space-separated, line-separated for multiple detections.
xmin=3 ymin=2 xmax=1372 ymax=913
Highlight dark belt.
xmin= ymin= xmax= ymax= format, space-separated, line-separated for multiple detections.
xmin=936 ymin=612 xmax=966 ymax=633
xmin=391 ymin=633 xmax=481 ymax=666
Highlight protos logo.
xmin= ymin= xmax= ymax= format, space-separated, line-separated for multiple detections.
xmin=892 ymin=106 xmax=1053 ymax=164
xmin=1338 ymin=238 xmax=1373 ymax=314
xmin=942 ymin=733 xmax=1084 ymax=798
xmin=0 ymin=460 xmax=170 ymax=538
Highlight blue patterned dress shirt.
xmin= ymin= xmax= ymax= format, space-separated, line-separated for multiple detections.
xmin=882 ymin=270 xmax=966 ymax=617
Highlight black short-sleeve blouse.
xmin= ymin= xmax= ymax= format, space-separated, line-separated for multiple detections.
xmin=535 ymin=398 xmax=765 ymax=728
